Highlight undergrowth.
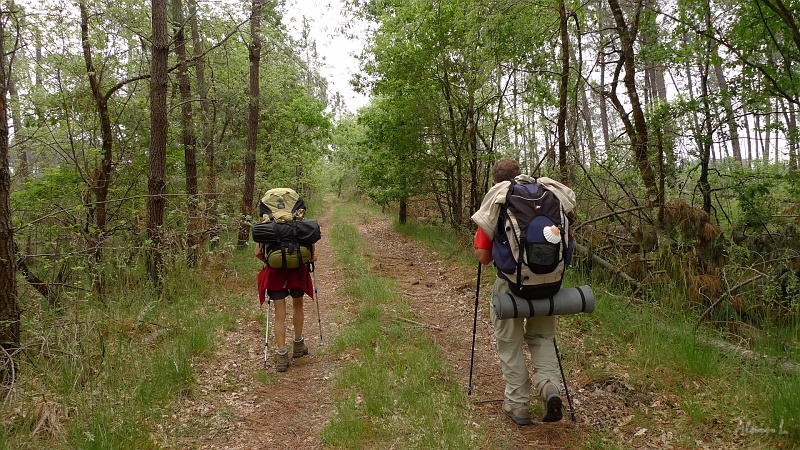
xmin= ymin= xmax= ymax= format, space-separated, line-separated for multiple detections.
xmin=0 ymin=244 xmax=240 ymax=449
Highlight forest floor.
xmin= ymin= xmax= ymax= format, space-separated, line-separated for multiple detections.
xmin=165 ymin=199 xmax=760 ymax=449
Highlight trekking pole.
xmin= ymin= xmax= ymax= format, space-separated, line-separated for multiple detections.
xmin=468 ymin=262 xmax=482 ymax=395
xmin=553 ymin=337 xmax=577 ymax=422
xmin=264 ymin=297 xmax=271 ymax=366
xmin=309 ymin=262 xmax=323 ymax=343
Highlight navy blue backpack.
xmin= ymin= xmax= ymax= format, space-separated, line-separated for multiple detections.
xmin=492 ymin=180 xmax=574 ymax=299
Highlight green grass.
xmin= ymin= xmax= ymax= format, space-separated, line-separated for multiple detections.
xmin=2 ymin=243 xmax=243 ymax=449
xmin=320 ymin=200 xmax=488 ymax=449
xmin=565 ymin=280 xmax=799 ymax=448
xmin=395 ymin=220 xmax=475 ymax=267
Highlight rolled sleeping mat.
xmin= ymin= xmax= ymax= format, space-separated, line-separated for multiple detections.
xmin=492 ymin=285 xmax=595 ymax=319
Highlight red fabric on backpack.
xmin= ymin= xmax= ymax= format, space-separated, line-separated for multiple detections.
xmin=257 ymin=264 xmax=314 ymax=305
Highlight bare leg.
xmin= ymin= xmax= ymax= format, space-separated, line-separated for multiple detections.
xmin=273 ymin=299 xmax=287 ymax=349
xmin=291 ymin=296 xmax=304 ymax=339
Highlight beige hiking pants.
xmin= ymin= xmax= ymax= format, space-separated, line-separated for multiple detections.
xmin=490 ymin=277 xmax=561 ymax=405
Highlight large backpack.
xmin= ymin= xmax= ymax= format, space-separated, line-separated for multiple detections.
xmin=251 ymin=188 xmax=321 ymax=269
xmin=492 ymin=179 xmax=575 ymax=299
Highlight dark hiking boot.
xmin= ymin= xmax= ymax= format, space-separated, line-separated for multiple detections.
xmin=275 ymin=348 xmax=289 ymax=372
xmin=502 ymin=400 xmax=532 ymax=426
xmin=293 ymin=337 xmax=309 ymax=358
xmin=541 ymin=383 xmax=563 ymax=422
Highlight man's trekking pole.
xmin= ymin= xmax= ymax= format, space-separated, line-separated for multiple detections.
xmin=309 ymin=262 xmax=323 ymax=343
xmin=264 ymin=297 xmax=271 ymax=366
xmin=468 ymin=262 xmax=482 ymax=395
xmin=553 ymin=337 xmax=577 ymax=422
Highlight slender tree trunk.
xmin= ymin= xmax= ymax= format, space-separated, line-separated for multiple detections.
xmin=598 ymin=0 xmax=611 ymax=154
xmin=0 ymin=7 xmax=20 ymax=384
xmin=774 ymin=102 xmax=780 ymax=165
xmin=147 ymin=0 xmax=169 ymax=285
xmin=399 ymin=198 xmax=407 ymax=224
xmin=755 ymin=113 xmax=762 ymax=161
xmin=744 ymin=108 xmax=752 ymax=167
xmin=788 ymin=99 xmax=799 ymax=171
xmin=80 ymin=3 xmax=115 ymax=260
xmin=7 ymin=79 xmax=26 ymax=181
xmin=557 ymin=0 xmax=569 ymax=182
xmin=699 ymin=64 xmax=713 ymax=215
xmin=713 ymin=60 xmax=741 ymax=164
xmin=172 ymin=0 xmax=199 ymax=266
xmin=189 ymin=0 xmax=219 ymax=248
xmin=764 ymin=106 xmax=772 ymax=164
xmin=608 ymin=0 xmax=657 ymax=200
xmin=653 ymin=62 xmax=675 ymax=175
xmin=699 ymin=10 xmax=713 ymax=215
xmin=237 ymin=0 xmax=262 ymax=246
xmin=569 ymin=47 xmax=596 ymax=162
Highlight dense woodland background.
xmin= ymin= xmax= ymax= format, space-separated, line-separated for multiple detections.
xmin=0 ymin=0 xmax=798 ymax=443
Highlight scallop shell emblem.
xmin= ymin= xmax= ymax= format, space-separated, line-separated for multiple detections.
xmin=543 ymin=225 xmax=561 ymax=244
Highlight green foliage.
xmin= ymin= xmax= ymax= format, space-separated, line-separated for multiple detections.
xmin=354 ymin=96 xmax=430 ymax=206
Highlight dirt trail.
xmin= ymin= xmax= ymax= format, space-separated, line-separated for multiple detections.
xmin=171 ymin=202 xmax=592 ymax=449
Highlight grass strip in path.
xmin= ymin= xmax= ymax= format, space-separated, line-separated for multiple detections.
xmin=320 ymin=201 xmax=490 ymax=449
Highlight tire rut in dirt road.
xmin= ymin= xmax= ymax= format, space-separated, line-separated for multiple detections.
xmin=354 ymin=214 xmax=582 ymax=449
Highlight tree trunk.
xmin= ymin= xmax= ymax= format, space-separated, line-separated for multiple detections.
xmin=238 ymin=0 xmax=262 ymax=247
xmin=189 ymin=0 xmax=219 ymax=248
xmin=597 ymin=0 xmax=611 ymax=154
xmin=713 ymin=59 xmax=741 ymax=164
xmin=172 ymin=0 xmax=199 ymax=266
xmin=744 ymin=105 xmax=753 ymax=166
xmin=607 ymin=0 xmax=657 ymax=201
xmin=557 ymin=0 xmax=569 ymax=182
xmin=699 ymin=10 xmax=713 ymax=215
xmin=788 ymin=99 xmax=799 ymax=171
xmin=0 ymin=8 xmax=20 ymax=384
xmin=80 ymin=2 xmax=115 ymax=260
xmin=399 ymin=198 xmax=407 ymax=225
xmin=699 ymin=61 xmax=713 ymax=215
xmin=764 ymin=105 xmax=772 ymax=164
xmin=147 ymin=0 xmax=169 ymax=285
xmin=7 ymin=79 xmax=27 ymax=181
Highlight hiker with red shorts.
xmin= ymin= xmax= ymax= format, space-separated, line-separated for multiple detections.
xmin=255 ymin=242 xmax=316 ymax=372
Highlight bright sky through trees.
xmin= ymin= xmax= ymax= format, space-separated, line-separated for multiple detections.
xmin=285 ymin=0 xmax=369 ymax=112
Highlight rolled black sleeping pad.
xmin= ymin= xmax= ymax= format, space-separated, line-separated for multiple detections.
xmin=251 ymin=219 xmax=321 ymax=245
xmin=492 ymin=285 xmax=595 ymax=319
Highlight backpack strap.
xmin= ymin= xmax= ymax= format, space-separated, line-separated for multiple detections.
xmin=293 ymin=221 xmax=304 ymax=282
xmin=500 ymin=180 xmax=525 ymax=287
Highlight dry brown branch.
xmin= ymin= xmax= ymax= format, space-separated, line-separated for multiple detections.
xmin=392 ymin=316 xmax=442 ymax=330
xmin=574 ymin=242 xmax=639 ymax=290
xmin=696 ymin=274 xmax=764 ymax=325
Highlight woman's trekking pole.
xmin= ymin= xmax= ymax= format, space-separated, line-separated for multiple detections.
xmin=309 ymin=263 xmax=323 ymax=343
xmin=553 ymin=337 xmax=577 ymax=422
xmin=468 ymin=262 xmax=482 ymax=395
xmin=264 ymin=298 xmax=271 ymax=366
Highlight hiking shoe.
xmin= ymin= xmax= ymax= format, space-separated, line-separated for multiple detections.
xmin=275 ymin=348 xmax=289 ymax=372
xmin=541 ymin=383 xmax=563 ymax=422
xmin=292 ymin=337 xmax=309 ymax=358
xmin=502 ymin=400 xmax=532 ymax=426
